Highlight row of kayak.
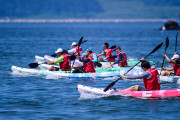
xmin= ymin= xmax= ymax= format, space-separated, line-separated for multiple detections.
xmin=10 ymin=65 xmax=142 ymax=79
xmin=11 ymin=65 xmax=180 ymax=83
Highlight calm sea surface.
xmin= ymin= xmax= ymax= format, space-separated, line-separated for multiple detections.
xmin=0 ymin=22 xmax=180 ymax=119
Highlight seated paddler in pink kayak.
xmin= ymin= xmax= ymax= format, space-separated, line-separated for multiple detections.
xmin=121 ymin=58 xmax=161 ymax=91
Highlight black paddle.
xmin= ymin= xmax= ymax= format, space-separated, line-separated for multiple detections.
xmin=110 ymin=45 xmax=116 ymax=50
xmin=51 ymin=54 xmax=57 ymax=57
xmin=103 ymin=42 xmax=163 ymax=92
xmin=160 ymin=37 xmax=169 ymax=75
xmin=95 ymin=62 xmax=102 ymax=67
xmin=175 ymin=32 xmax=178 ymax=53
xmin=29 ymin=62 xmax=46 ymax=68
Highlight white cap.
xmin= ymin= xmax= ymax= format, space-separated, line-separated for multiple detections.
xmin=171 ymin=54 xmax=180 ymax=60
xmin=71 ymin=42 xmax=77 ymax=46
xmin=55 ymin=48 xmax=63 ymax=53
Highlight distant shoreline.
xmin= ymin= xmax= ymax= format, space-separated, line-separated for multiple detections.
xmin=0 ymin=18 xmax=178 ymax=23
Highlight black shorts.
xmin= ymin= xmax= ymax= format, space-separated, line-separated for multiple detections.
xmin=170 ymin=72 xmax=176 ymax=76
xmin=55 ymin=68 xmax=59 ymax=71
xmin=138 ymin=86 xmax=146 ymax=91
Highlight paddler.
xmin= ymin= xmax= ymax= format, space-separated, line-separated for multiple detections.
xmin=47 ymin=48 xmax=71 ymax=71
xmin=86 ymin=48 xmax=98 ymax=63
xmin=68 ymin=42 xmax=83 ymax=56
xmin=74 ymin=53 xmax=95 ymax=73
xmin=97 ymin=42 xmax=115 ymax=62
xmin=121 ymin=58 xmax=160 ymax=91
xmin=104 ymin=46 xmax=128 ymax=68
xmin=161 ymin=53 xmax=180 ymax=76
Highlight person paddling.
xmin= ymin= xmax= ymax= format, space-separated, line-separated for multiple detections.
xmin=161 ymin=53 xmax=180 ymax=76
xmin=98 ymin=42 xmax=115 ymax=62
xmin=75 ymin=53 xmax=96 ymax=73
xmin=47 ymin=48 xmax=71 ymax=71
xmin=68 ymin=42 xmax=83 ymax=56
xmin=105 ymin=46 xmax=128 ymax=68
xmin=85 ymin=48 xmax=98 ymax=66
xmin=121 ymin=58 xmax=160 ymax=91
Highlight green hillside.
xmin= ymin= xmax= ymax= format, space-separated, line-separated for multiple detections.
xmin=0 ymin=0 xmax=180 ymax=19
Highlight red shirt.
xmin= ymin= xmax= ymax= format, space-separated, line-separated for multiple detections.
xmin=83 ymin=59 xmax=95 ymax=73
xmin=59 ymin=54 xmax=71 ymax=70
xmin=88 ymin=53 xmax=97 ymax=61
xmin=117 ymin=51 xmax=128 ymax=67
xmin=73 ymin=47 xmax=82 ymax=56
xmin=88 ymin=53 xmax=97 ymax=67
xmin=143 ymin=68 xmax=160 ymax=90
xmin=105 ymin=48 xmax=115 ymax=62
xmin=173 ymin=62 xmax=180 ymax=75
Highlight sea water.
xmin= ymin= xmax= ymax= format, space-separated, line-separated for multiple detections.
xmin=0 ymin=22 xmax=180 ymax=119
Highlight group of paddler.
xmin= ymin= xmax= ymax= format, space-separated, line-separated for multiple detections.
xmin=46 ymin=37 xmax=128 ymax=73
xmin=30 ymin=34 xmax=180 ymax=92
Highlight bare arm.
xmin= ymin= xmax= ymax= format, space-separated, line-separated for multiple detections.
xmin=97 ymin=51 xmax=105 ymax=57
xmin=164 ymin=54 xmax=176 ymax=64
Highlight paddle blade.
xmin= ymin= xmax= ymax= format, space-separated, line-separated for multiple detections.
xmin=51 ymin=54 xmax=57 ymax=57
xmin=82 ymin=40 xmax=88 ymax=44
xmin=78 ymin=36 xmax=83 ymax=47
xmin=160 ymin=37 xmax=169 ymax=74
xmin=104 ymin=80 xmax=118 ymax=92
xmin=175 ymin=32 xmax=178 ymax=52
xmin=95 ymin=62 xmax=102 ymax=67
xmin=29 ymin=63 xmax=39 ymax=68
xmin=110 ymin=45 xmax=116 ymax=49
xmin=145 ymin=42 xmax=163 ymax=58
xmin=165 ymin=37 xmax=169 ymax=49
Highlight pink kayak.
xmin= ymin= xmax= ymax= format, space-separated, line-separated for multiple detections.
xmin=77 ymin=84 xmax=180 ymax=98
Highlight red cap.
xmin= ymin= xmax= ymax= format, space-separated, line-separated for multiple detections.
xmin=115 ymin=46 xmax=121 ymax=50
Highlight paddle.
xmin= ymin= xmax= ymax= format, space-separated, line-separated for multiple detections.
xmin=103 ymin=42 xmax=163 ymax=92
xmin=160 ymin=37 xmax=169 ymax=75
xmin=95 ymin=62 xmax=102 ymax=67
xmin=110 ymin=45 xmax=116 ymax=50
xmin=29 ymin=62 xmax=46 ymax=68
xmin=175 ymin=32 xmax=178 ymax=53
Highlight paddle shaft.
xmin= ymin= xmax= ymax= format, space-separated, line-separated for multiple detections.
xmin=160 ymin=37 xmax=169 ymax=75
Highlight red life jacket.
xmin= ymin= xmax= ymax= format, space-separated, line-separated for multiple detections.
xmin=83 ymin=59 xmax=95 ymax=73
xmin=143 ymin=68 xmax=160 ymax=90
xmin=173 ymin=60 xmax=180 ymax=75
xmin=73 ymin=47 xmax=82 ymax=56
xmin=88 ymin=53 xmax=97 ymax=67
xmin=117 ymin=51 xmax=128 ymax=67
xmin=105 ymin=48 xmax=115 ymax=62
xmin=59 ymin=54 xmax=71 ymax=70
xmin=88 ymin=53 xmax=97 ymax=61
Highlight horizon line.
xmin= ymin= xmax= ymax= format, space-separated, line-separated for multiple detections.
xmin=0 ymin=18 xmax=179 ymax=23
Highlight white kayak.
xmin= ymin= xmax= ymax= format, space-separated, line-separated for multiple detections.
xmin=10 ymin=65 xmax=143 ymax=79
xmin=10 ymin=66 xmax=180 ymax=82
xmin=77 ymin=84 xmax=180 ymax=99
xmin=10 ymin=65 xmax=48 ymax=76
